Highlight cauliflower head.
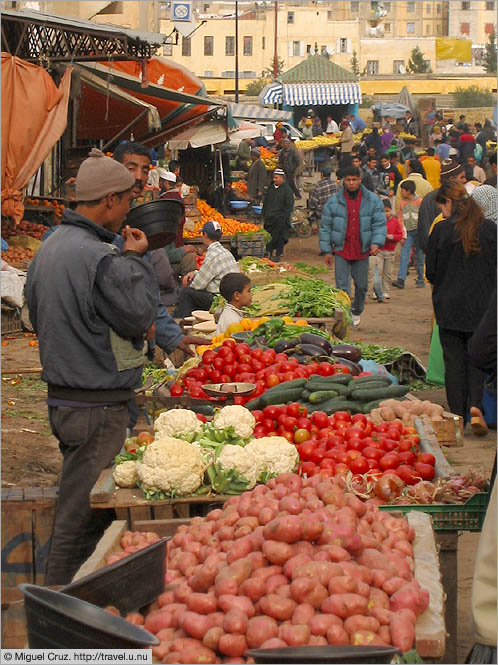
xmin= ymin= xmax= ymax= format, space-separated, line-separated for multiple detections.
xmin=213 ymin=405 xmax=256 ymax=440
xmin=137 ymin=436 xmax=206 ymax=495
xmin=246 ymin=436 xmax=299 ymax=477
xmin=218 ymin=444 xmax=260 ymax=488
xmin=113 ymin=460 xmax=138 ymax=488
xmin=154 ymin=408 xmax=202 ymax=440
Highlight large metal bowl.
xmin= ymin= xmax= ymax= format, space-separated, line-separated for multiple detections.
xmin=125 ymin=198 xmax=184 ymax=250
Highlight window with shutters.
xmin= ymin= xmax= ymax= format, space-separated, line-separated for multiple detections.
xmin=351 ymin=2 xmax=359 ymax=11
xmin=461 ymin=1 xmax=470 ymax=8
xmin=204 ymin=36 xmax=213 ymax=56
xmin=339 ymin=38 xmax=348 ymax=53
xmin=367 ymin=60 xmax=379 ymax=75
xmin=426 ymin=24 xmax=431 ymax=35
xmin=327 ymin=10 xmax=333 ymax=21
xmin=436 ymin=23 xmax=441 ymax=34
xmin=407 ymin=22 xmax=415 ymax=33
xmin=407 ymin=2 xmax=415 ymax=12
xmin=226 ymin=36 xmax=234 ymax=56
xmin=244 ymin=36 xmax=253 ymax=55
xmin=321 ymin=45 xmax=327 ymax=55
xmin=393 ymin=60 xmax=404 ymax=73
xmin=426 ymin=3 xmax=431 ymax=12
xmin=384 ymin=2 xmax=391 ymax=11
xmin=485 ymin=22 xmax=495 ymax=33
xmin=437 ymin=3 xmax=441 ymax=13
xmin=293 ymin=41 xmax=300 ymax=56
xmin=485 ymin=1 xmax=495 ymax=9
xmin=163 ymin=43 xmax=173 ymax=56
xmin=384 ymin=22 xmax=391 ymax=32
xmin=287 ymin=11 xmax=294 ymax=23
xmin=204 ymin=71 xmax=214 ymax=77
xmin=460 ymin=22 xmax=470 ymax=34
xmin=306 ymin=44 xmax=312 ymax=53
xmin=182 ymin=37 xmax=191 ymax=56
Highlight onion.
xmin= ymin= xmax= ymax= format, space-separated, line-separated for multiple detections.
xmin=374 ymin=475 xmax=404 ymax=502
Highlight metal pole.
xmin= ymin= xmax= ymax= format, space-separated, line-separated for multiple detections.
xmin=235 ymin=0 xmax=239 ymax=102
xmin=273 ymin=1 xmax=278 ymax=79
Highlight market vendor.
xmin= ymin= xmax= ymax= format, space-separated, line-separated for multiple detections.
xmin=262 ymin=169 xmax=294 ymax=262
xmin=236 ymin=138 xmax=252 ymax=170
xmin=246 ymin=148 xmax=267 ymax=202
xmin=212 ymin=180 xmax=243 ymax=216
xmin=24 ymin=149 xmax=159 ymax=585
xmin=174 ymin=221 xmax=239 ymax=318
xmin=157 ymin=169 xmax=197 ymax=281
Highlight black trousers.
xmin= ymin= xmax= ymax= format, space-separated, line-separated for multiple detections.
xmin=46 ymin=403 xmax=129 ymax=585
xmin=285 ymin=172 xmax=300 ymax=198
xmin=439 ymin=327 xmax=485 ymax=422
xmin=174 ymin=287 xmax=215 ymax=318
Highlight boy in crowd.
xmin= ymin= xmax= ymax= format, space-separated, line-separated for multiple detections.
xmin=393 ymin=180 xmax=425 ymax=289
xmin=216 ymin=273 xmax=252 ymax=335
xmin=368 ymin=199 xmax=403 ymax=302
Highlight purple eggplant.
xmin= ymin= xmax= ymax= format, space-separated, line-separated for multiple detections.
xmin=333 ymin=356 xmax=362 ymax=376
xmin=299 ymin=344 xmax=329 ymax=357
xmin=331 ymin=344 xmax=362 ymax=363
xmin=273 ymin=338 xmax=299 ymax=353
xmin=299 ymin=332 xmax=333 ymax=355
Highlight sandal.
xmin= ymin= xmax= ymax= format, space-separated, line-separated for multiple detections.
xmin=470 ymin=407 xmax=488 ymax=437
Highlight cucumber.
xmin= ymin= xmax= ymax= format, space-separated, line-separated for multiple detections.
xmin=351 ymin=375 xmax=392 ymax=385
xmin=349 ymin=380 xmax=396 ymax=395
xmin=263 ymin=378 xmax=307 ymax=396
xmin=259 ymin=386 xmax=307 ymax=406
xmin=191 ymin=403 xmax=215 ymax=416
xmin=308 ymin=373 xmax=353 ymax=385
xmin=301 ymin=389 xmax=312 ymax=401
xmin=307 ymin=381 xmax=351 ymax=396
xmin=308 ymin=390 xmax=340 ymax=404
xmin=245 ymin=397 xmax=262 ymax=410
xmin=362 ymin=399 xmax=383 ymax=412
xmin=350 ymin=385 xmax=410 ymax=401
xmin=319 ymin=399 xmax=358 ymax=414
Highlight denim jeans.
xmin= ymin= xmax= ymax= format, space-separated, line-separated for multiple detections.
xmin=398 ymin=229 xmax=425 ymax=281
xmin=334 ymin=255 xmax=369 ymax=316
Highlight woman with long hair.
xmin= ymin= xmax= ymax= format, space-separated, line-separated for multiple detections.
xmin=426 ymin=181 xmax=497 ymax=435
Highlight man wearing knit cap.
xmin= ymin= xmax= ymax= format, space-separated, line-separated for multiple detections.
xmin=25 ymin=148 xmax=159 ymax=584
xmin=417 ymin=159 xmax=466 ymax=252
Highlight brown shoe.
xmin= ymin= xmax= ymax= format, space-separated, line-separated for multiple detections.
xmin=470 ymin=407 xmax=488 ymax=437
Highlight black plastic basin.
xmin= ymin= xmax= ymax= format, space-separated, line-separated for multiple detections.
xmin=246 ymin=646 xmax=401 ymax=664
xmin=125 ymin=198 xmax=184 ymax=250
xmin=19 ymin=583 xmax=160 ymax=649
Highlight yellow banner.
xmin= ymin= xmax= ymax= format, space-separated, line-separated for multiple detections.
xmin=436 ymin=38 xmax=472 ymax=61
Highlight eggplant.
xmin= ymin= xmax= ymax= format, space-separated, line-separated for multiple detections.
xmin=299 ymin=332 xmax=333 ymax=355
xmin=331 ymin=344 xmax=362 ymax=363
xmin=299 ymin=343 xmax=329 ymax=357
xmin=332 ymin=356 xmax=362 ymax=376
xmin=274 ymin=338 xmax=299 ymax=354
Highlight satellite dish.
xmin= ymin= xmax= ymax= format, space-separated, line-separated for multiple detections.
xmin=326 ymin=45 xmax=335 ymax=56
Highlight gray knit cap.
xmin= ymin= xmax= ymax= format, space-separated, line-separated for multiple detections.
xmin=76 ymin=148 xmax=135 ymax=201
xmin=472 ymin=185 xmax=497 ymax=223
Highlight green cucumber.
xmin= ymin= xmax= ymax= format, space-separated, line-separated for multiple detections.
xmin=245 ymin=397 xmax=263 ymax=410
xmin=307 ymin=381 xmax=351 ymax=396
xmin=350 ymin=385 xmax=410 ymax=401
xmin=301 ymin=389 xmax=312 ymax=401
xmin=308 ymin=390 xmax=340 ymax=404
xmin=351 ymin=375 xmax=392 ymax=385
xmin=260 ymin=387 xmax=307 ymax=406
xmin=349 ymin=380 xmax=396 ymax=395
xmin=362 ymin=399 xmax=383 ymax=412
xmin=308 ymin=373 xmax=353 ymax=385
xmin=263 ymin=378 xmax=307 ymax=396
xmin=319 ymin=399 xmax=358 ymax=414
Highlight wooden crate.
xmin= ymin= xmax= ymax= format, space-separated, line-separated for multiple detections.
xmin=406 ymin=394 xmax=464 ymax=447
xmin=1 ymin=487 xmax=57 ymax=589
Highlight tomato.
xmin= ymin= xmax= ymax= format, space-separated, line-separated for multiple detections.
xmin=414 ymin=462 xmax=435 ymax=480
xmin=388 ymin=420 xmax=404 ymax=431
xmin=224 ymin=364 xmax=237 ymax=379
xmin=335 ymin=463 xmax=350 ymax=475
xmin=170 ymin=383 xmax=184 ymax=396
xmin=346 ymin=449 xmax=361 ymax=463
xmin=190 ymin=385 xmax=204 ymax=398
xmin=202 ymin=350 xmax=217 ymax=364
xmin=284 ymin=402 xmax=304 ymax=418
xmin=403 ymin=433 xmax=420 ymax=446
xmin=402 ymin=426 xmax=418 ymax=435
xmin=220 ymin=375 xmax=232 ymax=383
xmin=306 ymin=362 xmax=320 ymax=375
xmin=262 ymin=418 xmax=277 ymax=434
xmin=236 ymin=363 xmax=252 ymax=374
xmin=294 ymin=367 xmax=308 ymax=379
xmin=279 ymin=429 xmax=295 ymax=443
xmin=366 ymin=468 xmax=382 ymax=481
xmin=261 ymin=350 xmax=276 ymax=365
xmin=398 ymin=439 xmax=416 ymax=453
xmin=366 ymin=458 xmax=379 ymax=471
xmin=263 ymin=405 xmax=280 ymax=419
xmin=397 ymin=464 xmax=418 ymax=485
xmin=310 ymin=448 xmax=327 ymax=465
xmin=234 ymin=396 xmax=246 ymax=406
xmin=272 ymin=352 xmax=287 ymax=363
xmin=334 ymin=451 xmax=350 ymax=465
xmin=207 ymin=369 xmax=221 ymax=383
xmin=212 ymin=357 xmax=225 ymax=371
xmin=299 ymin=441 xmax=317 ymax=462
xmin=296 ymin=417 xmax=312 ymax=431
xmin=234 ymin=343 xmax=250 ymax=355
xmin=374 ymin=422 xmax=390 ymax=433
xmin=252 ymin=410 xmax=264 ymax=423
xmin=346 ymin=438 xmax=365 ymax=452
xmin=333 ymin=411 xmax=352 ymax=422
xmin=294 ymin=428 xmax=311 ymax=444
xmin=251 ymin=360 xmax=265 ymax=373
xmin=398 ymin=451 xmax=417 ymax=466
xmin=218 ymin=346 xmax=234 ymax=359
xmin=284 ymin=416 xmax=299 ymax=431
xmin=253 ymin=425 xmax=266 ymax=438
xmin=417 ymin=453 xmax=436 ymax=466
xmin=265 ymin=374 xmax=279 ymax=388
xmin=363 ymin=446 xmax=384 ymax=462
xmin=345 ymin=426 xmax=366 ymax=440
xmin=196 ymin=413 xmax=207 ymax=423
xmin=357 ymin=371 xmax=373 ymax=377
xmin=320 ymin=458 xmax=335 ymax=470
xmin=311 ymin=411 xmax=329 ymax=429
xmin=222 ymin=338 xmax=236 ymax=349
xmin=383 ymin=439 xmax=400 ymax=453
xmin=351 ymin=414 xmax=368 ymax=426
xmin=318 ymin=427 xmax=335 ymax=440
xmin=332 ymin=364 xmax=351 ymax=374
xmin=386 ymin=427 xmax=401 ymax=441
xmin=299 ymin=461 xmax=316 ymax=477
xmin=379 ymin=452 xmax=400 ymax=470
xmin=317 ymin=362 xmax=335 ymax=376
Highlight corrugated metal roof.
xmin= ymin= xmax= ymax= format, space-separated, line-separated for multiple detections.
xmin=278 ymin=54 xmax=357 ymax=84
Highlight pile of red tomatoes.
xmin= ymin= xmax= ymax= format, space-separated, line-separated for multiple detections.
xmin=250 ymin=403 xmax=436 ymax=488
xmin=171 ymin=339 xmax=352 ymax=403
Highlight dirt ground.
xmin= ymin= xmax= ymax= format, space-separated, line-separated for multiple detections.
xmin=1 ymin=227 xmax=495 ymax=662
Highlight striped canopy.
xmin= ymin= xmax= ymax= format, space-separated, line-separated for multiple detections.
xmin=262 ymin=82 xmax=362 ymax=106
xmin=229 ymin=101 xmax=292 ymax=122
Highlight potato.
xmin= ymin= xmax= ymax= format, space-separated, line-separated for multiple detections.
xmin=309 ymin=613 xmax=342 ymax=636
xmin=145 ymin=609 xmax=173 ymax=634
xmin=301 ymin=518 xmax=324 ymax=542
xmin=380 ymin=407 xmax=395 ymax=421
xmin=203 ymin=627 xmax=223 ymax=652
xmin=383 ymin=577 xmax=409 ymax=596
xmin=180 ymin=612 xmax=210 ymax=641
xmin=369 ymin=588 xmax=391 ymax=610
xmin=164 ymin=651 xmax=182 ymax=663
xmin=263 ymin=515 xmax=302 ymax=544
xmin=279 ymin=623 xmax=311 ymax=647
xmin=291 ymin=603 xmax=315 ymax=625
xmin=276 ymin=584 xmax=292 ymax=599
xmin=279 ymin=495 xmax=303 ymax=515
xmin=226 ymin=537 xmax=253 ymax=564
xmin=259 ymin=594 xmax=297 ymax=621
xmin=321 ymin=594 xmax=368 ymax=619
xmin=218 ymin=634 xmax=248 ymax=658
xmin=206 ymin=612 xmax=225 ymax=629
xmin=350 ymin=630 xmax=387 ymax=647
xmin=246 ymin=616 xmax=279 ymax=648
xmin=328 ymin=575 xmax=358 ymax=595
xmin=253 ymin=565 xmax=283 ymax=582
xmin=125 ymin=612 xmax=144 ymax=625
xmin=292 ymin=561 xmax=342 ymax=587
xmin=326 ymin=625 xmax=350 ymax=645
xmin=158 ymin=591 xmax=176 ymax=608
xmin=266 ymin=574 xmax=288 ymax=594
xmin=368 ymin=607 xmax=393 ymax=626
xmin=223 ymin=609 xmax=248 ymax=635
xmin=338 ymin=562 xmax=372 ymax=586
xmin=239 ymin=577 xmax=266 ymax=602
xmin=179 ymin=645 xmax=217 ymax=664
xmin=290 ymin=577 xmax=328 ymax=609
xmin=344 ymin=615 xmax=380 ymax=635
xmin=218 ymin=594 xmax=256 ymax=617
xmin=390 ymin=583 xmax=429 ymax=616
xmin=186 ymin=593 xmax=218 ymax=615
xmin=262 ymin=540 xmax=296 ymax=566
xmin=323 ymin=545 xmax=351 ymax=562
xmin=379 ymin=625 xmax=391 ymax=645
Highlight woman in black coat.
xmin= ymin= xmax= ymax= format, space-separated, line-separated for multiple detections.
xmin=426 ymin=181 xmax=497 ymax=435
xmin=365 ymin=126 xmax=382 ymax=157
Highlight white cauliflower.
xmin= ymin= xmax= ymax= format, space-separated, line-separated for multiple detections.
xmin=113 ymin=460 xmax=138 ymax=488
xmin=136 ymin=436 xmax=206 ymax=496
xmin=213 ymin=405 xmax=256 ymax=440
xmin=245 ymin=436 xmax=299 ymax=477
xmin=218 ymin=444 xmax=260 ymax=488
xmin=154 ymin=408 xmax=202 ymax=440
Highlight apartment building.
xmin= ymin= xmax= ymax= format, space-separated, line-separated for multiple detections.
xmin=448 ymin=0 xmax=497 ymax=46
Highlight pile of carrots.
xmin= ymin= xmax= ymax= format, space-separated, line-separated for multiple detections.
xmin=183 ymin=199 xmax=260 ymax=239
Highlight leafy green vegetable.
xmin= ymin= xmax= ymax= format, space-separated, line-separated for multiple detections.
xmin=210 ymin=294 xmax=261 ymax=316
xmin=239 ymin=256 xmax=272 ymax=272
xmin=392 ymin=649 xmax=425 ymax=664
xmin=333 ymin=340 xmax=407 ymax=364
xmin=248 ymin=317 xmax=330 ymax=347
xmin=142 ymin=364 xmax=172 ymax=386
xmin=294 ymin=262 xmax=327 ymax=275
xmin=114 ymin=445 xmax=146 ymax=466
xmin=281 ymin=276 xmax=351 ymax=320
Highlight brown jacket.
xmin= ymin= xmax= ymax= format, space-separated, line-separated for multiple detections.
xmin=340 ymin=125 xmax=354 ymax=153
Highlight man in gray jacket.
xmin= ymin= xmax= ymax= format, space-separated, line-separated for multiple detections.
xmin=319 ymin=165 xmax=386 ymax=328
xmin=25 ymin=149 xmax=158 ymax=584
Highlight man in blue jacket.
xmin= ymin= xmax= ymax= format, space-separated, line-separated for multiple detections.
xmin=319 ymin=165 xmax=386 ymax=328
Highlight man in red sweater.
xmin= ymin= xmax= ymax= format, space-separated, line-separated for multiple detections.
xmin=368 ymin=198 xmax=403 ymax=302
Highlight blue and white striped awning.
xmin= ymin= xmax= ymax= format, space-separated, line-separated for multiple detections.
xmin=261 ymin=82 xmax=361 ymax=106
xmin=228 ymin=102 xmax=292 ymax=122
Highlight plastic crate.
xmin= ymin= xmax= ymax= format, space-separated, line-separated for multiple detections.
xmin=379 ymin=492 xmax=489 ymax=532
xmin=1 ymin=307 xmax=23 ymax=333
xmin=236 ymin=233 xmax=266 ymax=258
